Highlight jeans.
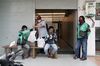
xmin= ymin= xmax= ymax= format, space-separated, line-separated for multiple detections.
xmin=74 ymin=38 xmax=87 ymax=58
xmin=44 ymin=44 xmax=58 ymax=55
xmin=17 ymin=44 xmax=29 ymax=59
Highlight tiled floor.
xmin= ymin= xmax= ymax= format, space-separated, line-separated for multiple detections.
xmin=15 ymin=54 xmax=98 ymax=66
xmin=89 ymin=56 xmax=100 ymax=66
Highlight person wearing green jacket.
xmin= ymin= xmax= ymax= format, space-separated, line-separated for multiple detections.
xmin=17 ymin=25 xmax=30 ymax=46
xmin=17 ymin=25 xmax=31 ymax=59
xmin=73 ymin=16 xmax=91 ymax=61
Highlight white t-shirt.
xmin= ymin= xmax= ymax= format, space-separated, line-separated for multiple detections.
xmin=37 ymin=20 xmax=48 ymax=38
xmin=28 ymin=30 xmax=36 ymax=42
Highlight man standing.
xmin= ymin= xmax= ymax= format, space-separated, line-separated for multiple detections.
xmin=35 ymin=15 xmax=48 ymax=53
xmin=74 ymin=16 xmax=91 ymax=61
xmin=35 ymin=15 xmax=48 ymax=39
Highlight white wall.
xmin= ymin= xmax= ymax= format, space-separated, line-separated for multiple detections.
xmin=0 ymin=0 xmax=35 ymax=55
xmin=36 ymin=0 xmax=78 ymax=9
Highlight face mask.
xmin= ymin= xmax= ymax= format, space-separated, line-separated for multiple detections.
xmin=79 ymin=19 xmax=83 ymax=24
xmin=37 ymin=20 xmax=41 ymax=23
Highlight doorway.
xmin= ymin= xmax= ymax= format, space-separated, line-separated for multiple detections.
xmin=35 ymin=9 xmax=77 ymax=54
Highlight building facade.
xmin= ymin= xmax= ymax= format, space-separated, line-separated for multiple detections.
xmin=0 ymin=0 xmax=100 ymax=56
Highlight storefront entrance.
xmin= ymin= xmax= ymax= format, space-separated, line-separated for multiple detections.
xmin=36 ymin=9 xmax=77 ymax=54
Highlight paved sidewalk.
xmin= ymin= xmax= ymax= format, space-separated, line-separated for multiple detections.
xmin=15 ymin=54 xmax=97 ymax=66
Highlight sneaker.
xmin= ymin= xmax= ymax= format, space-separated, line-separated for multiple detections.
xmin=73 ymin=56 xmax=80 ymax=59
xmin=51 ymin=54 xmax=57 ymax=59
xmin=48 ymin=55 xmax=51 ymax=58
xmin=80 ymin=57 xmax=87 ymax=61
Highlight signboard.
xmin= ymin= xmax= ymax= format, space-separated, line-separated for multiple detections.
xmin=85 ymin=1 xmax=95 ymax=16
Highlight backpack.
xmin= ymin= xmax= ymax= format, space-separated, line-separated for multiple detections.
xmin=79 ymin=24 xmax=90 ymax=37
xmin=17 ymin=36 xmax=26 ymax=45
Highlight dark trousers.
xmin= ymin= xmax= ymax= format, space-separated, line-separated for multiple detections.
xmin=0 ymin=59 xmax=9 ymax=66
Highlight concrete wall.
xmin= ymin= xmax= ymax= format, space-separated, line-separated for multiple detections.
xmin=0 ymin=0 xmax=35 ymax=55
xmin=36 ymin=0 xmax=78 ymax=9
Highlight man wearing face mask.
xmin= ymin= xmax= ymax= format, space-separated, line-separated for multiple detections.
xmin=73 ymin=16 xmax=91 ymax=61
xmin=35 ymin=15 xmax=48 ymax=39
xmin=34 ymin=15 xmax=48 ymax=53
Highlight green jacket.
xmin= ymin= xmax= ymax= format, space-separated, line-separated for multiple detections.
xmin=18 ymin=29 xmax=30 ymax=44
xmin=77 ymin=22 xmax=90 ymax=38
